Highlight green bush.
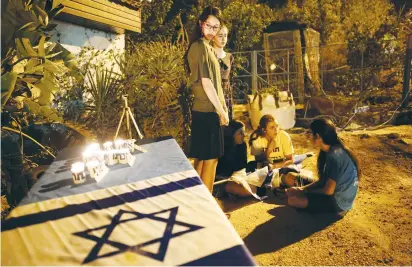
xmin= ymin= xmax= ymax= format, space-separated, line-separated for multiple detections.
xmin=82 ymin=67 xmax=124 ymax=141
xmin=1 ymin=0 xmax=81 ymax=214
xmin=117 ymin=41 xmax=192 ymax=151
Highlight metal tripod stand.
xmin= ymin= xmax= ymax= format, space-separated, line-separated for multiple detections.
xmin=114 ymin=95 xmax=143 ymax=140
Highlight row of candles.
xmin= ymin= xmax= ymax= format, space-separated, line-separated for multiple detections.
xmin=71 ymin=139 xmax=136 ymax=184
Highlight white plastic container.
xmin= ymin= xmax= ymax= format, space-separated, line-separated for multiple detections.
xmin=247 ymin=92 xmax=296 ymax=130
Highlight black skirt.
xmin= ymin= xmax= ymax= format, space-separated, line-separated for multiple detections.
xmin=189 ymin=111 xmax=224 ymax=160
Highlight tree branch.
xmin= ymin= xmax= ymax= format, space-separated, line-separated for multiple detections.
xmin=1 ymin=126 xmax=56 ymax=158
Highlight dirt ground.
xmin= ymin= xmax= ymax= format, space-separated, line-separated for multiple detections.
xmin=216 ymin=124 xmax=412 ymax=266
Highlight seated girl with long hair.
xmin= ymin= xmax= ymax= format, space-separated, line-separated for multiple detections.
xmin=223 ymin=115 xmax=315 ymax=198
xmin=216 ymin=120 xmax=247 ymax=178
xmin=286 ymin=118 xmax=361 ymax=213
xmin=249 ymin=114 xmax=315 ymax=188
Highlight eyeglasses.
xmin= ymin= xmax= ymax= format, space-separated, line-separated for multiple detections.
xmin=203 ymin=23 xmax=221 ymax=32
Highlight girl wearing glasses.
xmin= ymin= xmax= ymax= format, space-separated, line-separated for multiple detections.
xmin=184 ymin=6 xmax=229 ymax=193
xmin=286 ymin=118 xmax=361 ymax=213
xmin=212 ymin=25 xmax=234 ymax=121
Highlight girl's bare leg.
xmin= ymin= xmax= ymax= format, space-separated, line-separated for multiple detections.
xmin=288 ymin=195 xmax=309 ymax=208
xmin=283 ymin=173 xmax=318 ymax=187
xmin=225 ymin=182 xmax=252 ymax=197
xmin=200 ymin=158 xmax=218 ymax=192
xmin=286 ymin=189 xmax=308 ymax=208
xmin=194 ymin=158 xmax=204 ymax=177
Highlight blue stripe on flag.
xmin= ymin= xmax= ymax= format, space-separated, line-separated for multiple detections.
xmin=2 ymin=176 xmax=202 ymax=232
xmin=180 ymin=244 xmax=256 ymax=266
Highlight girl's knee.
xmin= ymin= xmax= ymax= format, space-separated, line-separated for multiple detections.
xmin=225 ymin=182 xmax=235 ymax=193
xmin=225 ymin=182 xmax=250 ymax=197
xmin=287 ymin=196 xmax=297 ymax=208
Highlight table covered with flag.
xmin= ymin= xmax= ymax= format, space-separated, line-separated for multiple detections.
xmin=1 ymin=137 xmax=256 ymax=266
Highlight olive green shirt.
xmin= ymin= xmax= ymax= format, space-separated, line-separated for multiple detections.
xmin=188 ymin=39 xmax=225 ymax=112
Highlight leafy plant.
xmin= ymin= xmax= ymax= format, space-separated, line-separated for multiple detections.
xmin=83 ymin=67 xmax=123 ymax=141
xmin=0 ymin=0 xmax=83 ymax=216
xmin=1 ymin=195 xmax=11 ymax=220
xmin=130 ymin=0 xmax=175 ymax=43
xmin=222 ymin=0 xmax=274 ymax=51
xmin=1 ymin=0 xmax=81 ymax=121
xmin=117 ymin=41 xmax=191 ymax=150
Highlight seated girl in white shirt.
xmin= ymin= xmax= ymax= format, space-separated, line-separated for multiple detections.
xmin=225 ymin=114 xmax=315 ymax=198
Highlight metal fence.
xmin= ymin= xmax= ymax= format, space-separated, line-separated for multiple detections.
xmin=230 ymin=41 xmax=407 ymax=105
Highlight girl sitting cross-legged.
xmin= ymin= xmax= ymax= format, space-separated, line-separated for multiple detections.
xmin=223 ymin=114 xmax=316 ymax=199
xmin=248 ymin=114 xmax=316 ymax=189
xmin=286 ymin=118 xmax=361 ymax=214
xmin=216 ymin=120 xmax=247 ymax=178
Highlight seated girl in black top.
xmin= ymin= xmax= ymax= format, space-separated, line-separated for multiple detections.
xmin=216 ymin=120 xmax=247 ymax=177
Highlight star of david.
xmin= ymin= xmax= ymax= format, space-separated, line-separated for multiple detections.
xmin=73 ymin=207 xmax=203 ymax=264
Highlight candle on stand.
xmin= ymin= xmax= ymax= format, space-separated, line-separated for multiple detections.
xmin=95 ymin=150 xmax=105 ymax=164
xmin=117 ymin=148 xmax=130 ymax=164
xmin=86 ymin=160 xmax=100 ymax=178
xmin=125 ymin=139 xmax=135 ymax=153
xmin=86 ymin=160 xmax=108 ymax=182
xmin=103 ymin=150 xmax=116 ymax=166
xmin=111 ymin=149 xmax=119 ymax=164
xmin=84 ymin=142 xmax=106 ymax=163
xmin=114 ymin=139 xmax=125 ymax=150
xmin=86 ymin=143 xmax=100 ymax=152
xmin=95 ymin=162 xmax=109 ymax=182
xmin=82 ymin=150 xmax=94 ymax=164
xmin=71 ymin=162 xmax=86 ymax=184
xmin=103 ymin=141 xmax=113 ymax=151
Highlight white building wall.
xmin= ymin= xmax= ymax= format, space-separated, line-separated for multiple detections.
xmin=51 ymin=20 xmax=125 ymax=72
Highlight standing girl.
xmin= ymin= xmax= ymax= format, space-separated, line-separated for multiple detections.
xmin=184 ymin=6 xmax=229 ymax=192
xmin=212 ymin=24 xmax=234 ymax=121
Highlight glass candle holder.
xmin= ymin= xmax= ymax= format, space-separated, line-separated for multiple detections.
xmin=114 ymin=139 xmax=125 ymax=150
xmin=82 ymin=150 xmax=94 ymax=164
xmin=71 ymin=162 xmax=86 ymax=184
xmin=103 ymin=150 xmax=116 ymax=165
xmin=95 ymin=150 xmax=105 ymax=164
xmin=125 ymin=139 xmax=136 ymax=153
xmin=86 ymin=143 xmax=100 ymax=152
xmin=117 ymin=148 xmax=130 ymax=164
xmin=103 ymin=141 xmax=113 ymax=151
xmin=86 ymin=160 xmax=100 ymax=178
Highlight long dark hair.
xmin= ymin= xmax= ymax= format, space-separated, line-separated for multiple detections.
xmin=183 ymin=5 xmax=222 ymax=74
xmin=310 ymin=118 xmax=361 ymax=182
xmin=225 ymin=120 xmax=245 ymax=149
xmin=248 ymin=114 xmax=276 ymax=146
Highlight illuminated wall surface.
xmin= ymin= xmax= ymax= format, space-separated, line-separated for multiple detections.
xmin=51 ymin=20 xmax=125 ymax=72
